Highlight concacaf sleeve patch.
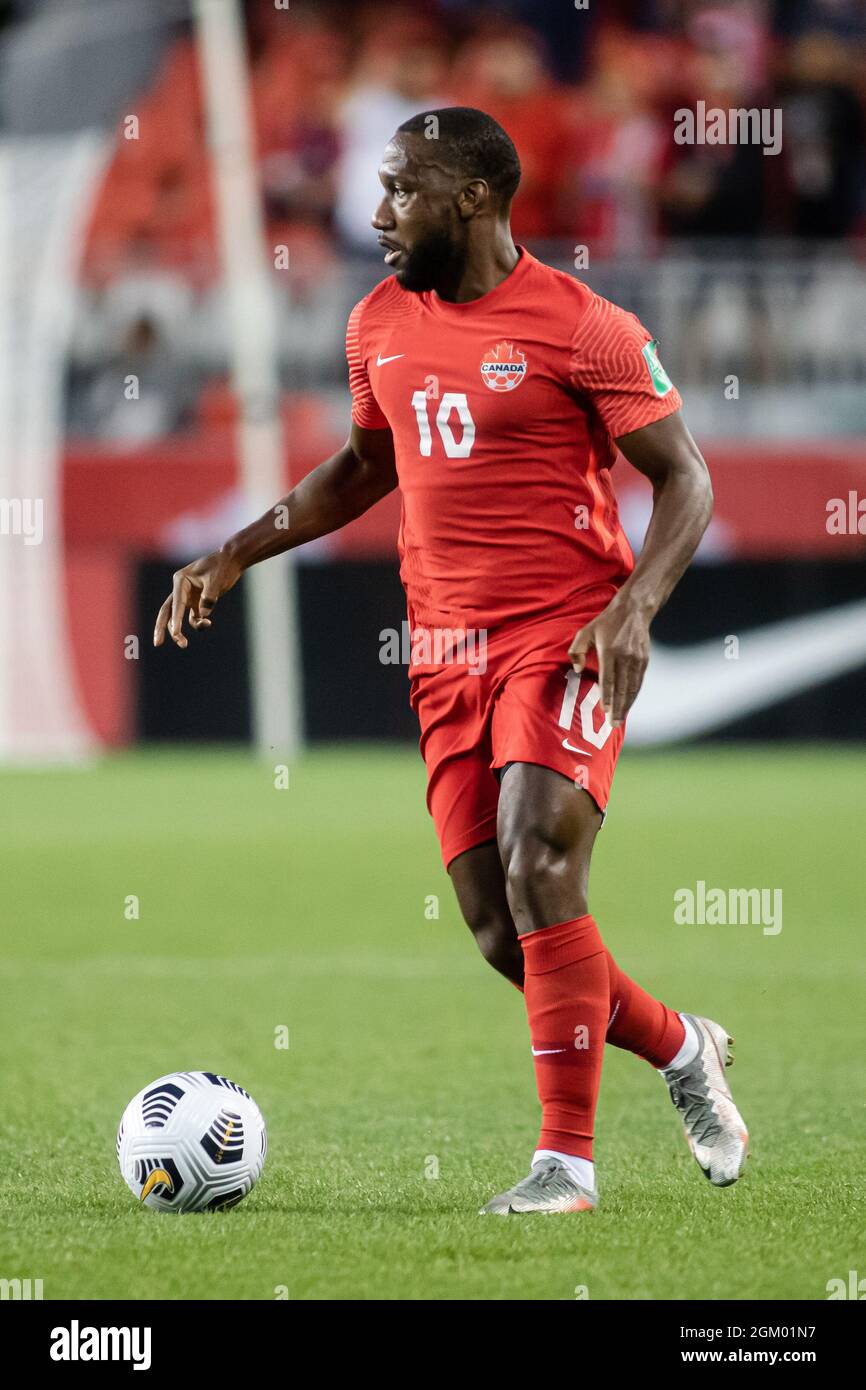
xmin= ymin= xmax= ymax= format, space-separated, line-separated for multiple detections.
xmin=641 ymin=339 xmax=674 ymax=397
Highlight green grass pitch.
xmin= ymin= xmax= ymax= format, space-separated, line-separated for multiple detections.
xmin=1 ymin=744 xmax=863 ymax=1301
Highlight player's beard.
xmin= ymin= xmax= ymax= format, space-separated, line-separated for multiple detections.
xmin=395 ymin=228 xmax=463 ymax=294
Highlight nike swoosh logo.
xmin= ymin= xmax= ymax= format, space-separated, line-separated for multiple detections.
xmin=140 ymin=1167 xmax=174 ymax=1201
xmin=376 ymin=353 xmax=404 ymax=366
xmin=531 ymin=1047 xmax=567 ymax=1055
xmin=562 ymin=739 xmax=593 ymax=755
xmin=628 ymin=599 xmax=866 ymax=744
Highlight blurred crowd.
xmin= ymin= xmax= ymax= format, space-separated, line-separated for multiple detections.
xmin=64 ymin=0 xmax=866 ymax=443
xmin=82 ymin=0 xmax=866 ymax=277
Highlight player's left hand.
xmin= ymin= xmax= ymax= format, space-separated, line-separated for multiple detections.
xmin=568 ymin=597 xmax=651 ymax=729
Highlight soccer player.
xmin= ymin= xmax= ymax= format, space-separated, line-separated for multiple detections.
xmin=154 ymin=108 xmax=748 ymax=1214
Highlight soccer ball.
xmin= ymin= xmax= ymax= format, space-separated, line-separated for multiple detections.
xmin=117 ymin=1071 xmax=267 ymax=1213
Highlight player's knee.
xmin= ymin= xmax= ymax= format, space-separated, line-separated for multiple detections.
xmin=460 ymin=902 xmax=510 ymax=960
xmin=471 ymin=917 xmax=518 ymax=973
xmin=503 ymin=834 xmax=559 ymax=902
xmin=501 ymin=829 xmax=587 ymax=923
xmin=452 ymin=870 xmax=523 ymax=980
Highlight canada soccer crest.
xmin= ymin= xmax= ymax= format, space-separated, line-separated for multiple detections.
xmin=480 ymin=341 xmax=527 ymax=392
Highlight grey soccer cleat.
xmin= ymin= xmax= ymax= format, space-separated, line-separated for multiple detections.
xmin=480 ymin=1157 xmax=597 ymax=1215
xmin=663 ymin=1014 xmax=749 ymax=1187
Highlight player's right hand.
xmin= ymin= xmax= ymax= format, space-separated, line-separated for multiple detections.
xmin=153 ymin=549 xmax=243 ymax=650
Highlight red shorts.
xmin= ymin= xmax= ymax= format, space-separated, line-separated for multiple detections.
xmin=408 ymin=610 xmax=626 ymax=869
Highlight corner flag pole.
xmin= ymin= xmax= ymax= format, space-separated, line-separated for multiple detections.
xmin=193 ymin=0 xmax=302 ymax=759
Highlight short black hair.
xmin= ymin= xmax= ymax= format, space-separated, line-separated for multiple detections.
xmin=396 ymin=107 xmax=521 ymax=206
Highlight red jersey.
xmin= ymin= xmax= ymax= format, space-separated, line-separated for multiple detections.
xmin=346 ymin=246 xmax=681 ymax=633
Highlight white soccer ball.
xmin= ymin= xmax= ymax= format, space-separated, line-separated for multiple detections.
xmin=117 ymin=1071 xmax=267 ymax=1213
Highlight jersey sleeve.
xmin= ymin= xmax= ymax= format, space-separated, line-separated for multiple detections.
xmin=569 ymin=291 xmax=682 ymax=439
xmin=346 ymin=297 xmax=389 ymax=431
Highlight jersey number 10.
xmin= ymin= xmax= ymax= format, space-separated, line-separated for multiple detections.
xmin=411 ymin=391 xmax=476 ymax=459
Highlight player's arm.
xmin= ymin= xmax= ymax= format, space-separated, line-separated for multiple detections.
xmin=153 ymin=423 xmax=396 ymax=648
xmin=569 ymin=410 xmax=712 ymax=727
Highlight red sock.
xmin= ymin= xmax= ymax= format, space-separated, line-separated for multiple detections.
xmin=605 ymin=950 xmax=684 ymax=1067
xmin=519 ymin=915 xmax=610 ymax=1161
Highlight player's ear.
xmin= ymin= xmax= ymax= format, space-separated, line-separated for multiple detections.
xmin=457 ymin=178 xmax=490 ymax=220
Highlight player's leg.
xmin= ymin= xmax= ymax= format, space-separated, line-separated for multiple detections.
xmin=478 ymin=763 xmax=608 ymax=1212
xmin=480 ymin=628 xmax=748 ymax=1209
xmin=412 ymin=659 xmax=537 ymax=993
xmin=416 ymin=638 xmax=747 ymax=1200
xmin=446 ymin=788 xmax=700 ymax=1060
xmin=412 ymin=679 xmax=527 ymax=989
xmin=448 ymin=840 xmax=523 ymax=989
xmin=496 ymin=762 xmax=686 ymax=1072
xmin=446 ymin=817 xmax=692 ymax=1040
xmin=489 ymin=762 xmax=747 ymax=1201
